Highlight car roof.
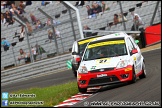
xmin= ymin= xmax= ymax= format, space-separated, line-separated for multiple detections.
xmin=77 ymin=35 xmax=102 ymax=42
xmin=91 ymin=32 xmax=129 ymax=42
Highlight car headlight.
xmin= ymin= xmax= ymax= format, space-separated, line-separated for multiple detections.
xmin=116 ymin=60 xmax=128 ymax=69
xmin=78 ymin=66 xmax=88 ymax=74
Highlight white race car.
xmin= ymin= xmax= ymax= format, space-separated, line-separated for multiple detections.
xmin=77 ymin=32 xmax=146 ymax=93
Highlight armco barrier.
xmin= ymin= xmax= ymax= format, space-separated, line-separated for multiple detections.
xmin=1 ymin=53 xmax=72 ymax=86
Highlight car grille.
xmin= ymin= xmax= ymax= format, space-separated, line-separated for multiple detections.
xmin=89 ymin=68 xmax=114 ymax=73
xmin=89 ymin=75 xmax=119 ymax=85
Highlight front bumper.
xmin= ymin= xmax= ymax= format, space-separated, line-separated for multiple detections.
xmin=77 ymin=65 xmax=133 ymax=88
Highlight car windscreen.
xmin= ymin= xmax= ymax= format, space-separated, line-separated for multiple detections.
xmin=78 ymin=37 xmax=99 ymax=56
xmin=83 ymin=38 xmax=127 ymax=61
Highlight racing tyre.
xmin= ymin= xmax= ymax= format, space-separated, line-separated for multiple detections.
xmin=130 ymin=67 xmax=136 ymax=83
xmin=78 ymin=86 xmax=87 ymax=93
xmin=72 ymin=65 xmax=77 ymax=77
xmin=139 ymin=62 xmax=146 ymax=79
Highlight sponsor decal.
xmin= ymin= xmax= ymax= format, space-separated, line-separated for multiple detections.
xmin=78 ymin=38 xmax=98 ymax=45
xmin=97 ymin=74 xmax=107 ymax=78
xmin=91 ymin=66 xmax=96 ymax=70
xmin=134 ymin=56 xmax=136 ymax=61
xmin=88 ymin=40 xmax=125 ymax=48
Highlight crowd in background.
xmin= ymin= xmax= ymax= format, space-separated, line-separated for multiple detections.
xmin=1 ymin=1 xmax=146 ymax=64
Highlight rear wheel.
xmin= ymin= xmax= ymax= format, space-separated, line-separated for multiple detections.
xmin=72 ymin=65 xmax=77 ymax=77
xmin=78 ymin=86 xmax=87 ymax=93
xmin=139 ymin=62 xmax=146 ymax=79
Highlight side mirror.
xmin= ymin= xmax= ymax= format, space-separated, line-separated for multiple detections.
xmin=72 ymin=52 xmax=78 ymax=55
xmin=131 ymin=49 xmax=138 ymax=54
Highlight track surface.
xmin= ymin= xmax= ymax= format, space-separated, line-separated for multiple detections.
xmin=1 ymin=49 xmax=161 ymax=107
xmin=1 ymin=70 xmax=76 ymax=92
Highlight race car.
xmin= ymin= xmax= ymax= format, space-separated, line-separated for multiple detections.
xmin=77 ymin=32 xmax=146 ymax=93
xmin=71 ymin=36 xmax=101 ymax=77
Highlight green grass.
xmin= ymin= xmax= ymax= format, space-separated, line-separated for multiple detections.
xmin=4 ymin=81 xmax=78 ymax=107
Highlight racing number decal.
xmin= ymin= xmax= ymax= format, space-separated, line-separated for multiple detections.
xmin=99 ymin=59 xmax=107 ymax=63
xmin=96 ymin=58 xmax=110 ymax=66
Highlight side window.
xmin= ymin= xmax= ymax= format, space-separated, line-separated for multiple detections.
xmin=126 ymin=38 xmax=135 ymax=53
xmin=130 ymin=36 xmax=138 ymax=48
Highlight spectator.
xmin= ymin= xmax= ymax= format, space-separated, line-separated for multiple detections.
xmin=75 ymin=1 xmax=85 ymax=7
xmin=46 ymin=18 xmax=61 ymax=26
xmin=4 ymin=11 xmax=12 ymax=19
xmin=86 ymin=5 xmax=96 ymax=18
xmin=35 ymin=19 xmax=43 ymax=29
xmin=93 ymin=2 xmax=102 ymax=14
xmin=55 ymin=28 xmax=61 ymax=38
xmin=18 ymin=48 xmax=30 ymax=61
xmin=118 ymin=13 xmax=127 ymax=22
xmin=26 ymin=22 xmax=33 ymax=34
xmin=53 ymin=19 xmax=61 ymax=25
xmin=83 ymin=25 xmax=92 ymax=37
xmin=31 ymin=46 xmax=37 ymax=61
xmin=48 ymin=30 xmax=53 ymax=43
xmin=113 ymin=14 xmax=119 ymax=25
xmin=5 ymin=1 xmax=12 ymax=9
xmin=5 ymin=15 xmax=14 ymax=26
xmin=1 ymin=13 xmax=6 ymax=25
xmin=1 ymin=38 xmax=10 ymax=51
xmin=18 ymin=1 xmax=26 ymax=14
xmin=46 ymin=29 xmax=61 ymax=42
xmin=131 ymin=14 xmax=144 ymax=31
xmin=13 ymin=7 xmax=20 ymax=15
xmin=46 ymin=18 xmax=51 ymax=26
xmin=20 ymin=26 xmax=25 ymax=38
xmin=35 ymin=44 xmax=46 ymax=55
xmin=26 ymin=1 xmax=32 ymax=6
xmin=131 ymin=12 xmax=141 ymax=21
xmin=1 ymin=1 xmax=6 ymax=9
xmin=9 ymin=7 xmax=15 ymax=15
xmin=30 ymin=13 xmax=37 ymax=25
xmin=101 ymin=1 xmax=110 ymax=13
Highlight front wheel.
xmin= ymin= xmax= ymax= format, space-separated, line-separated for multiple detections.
xmin=78 ymin=86 xmax=87 ymax=93
xmin=139 ymin=62 xmax=146 ymax=79
xmin=130 ymin=67 xmax=136 ymax=84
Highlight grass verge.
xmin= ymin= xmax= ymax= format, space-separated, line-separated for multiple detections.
xmin=2 ymin=81 xmax=78 ymax=107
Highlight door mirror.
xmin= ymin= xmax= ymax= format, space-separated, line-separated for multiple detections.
xmin=131 ymin=49 xmax=138 ymax=54
xmin=72 ymin=52 xmax=78 ymax=55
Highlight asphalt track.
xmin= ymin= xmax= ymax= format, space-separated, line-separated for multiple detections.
xmin=1 ymin=49 xmax=161 ymax=107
